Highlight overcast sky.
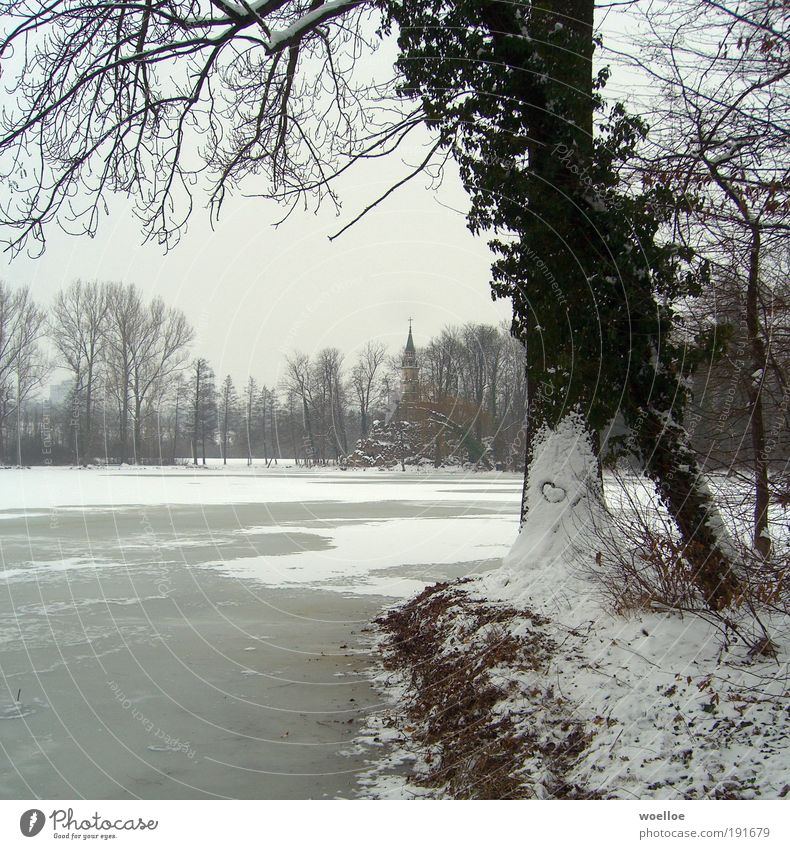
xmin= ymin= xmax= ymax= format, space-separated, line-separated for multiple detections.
xmin=2 ymin=136 xmax=508 ymax=387
xmin=0 ymin=8 xmax=647 ymax=389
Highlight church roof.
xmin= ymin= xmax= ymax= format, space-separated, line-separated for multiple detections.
xmin=405 ymin=324 xmax=416 ymax=354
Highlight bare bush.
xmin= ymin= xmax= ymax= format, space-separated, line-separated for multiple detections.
xmin=582 ymin=468 xmax=790 ymax=622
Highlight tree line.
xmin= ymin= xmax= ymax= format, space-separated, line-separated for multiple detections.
xmin=0 ymin=277 xmax=528 ymax=467
xmin=3 ymin=274 xmax=787 ymax=490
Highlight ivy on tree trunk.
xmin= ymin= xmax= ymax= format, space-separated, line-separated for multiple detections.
xmin=384 ymin=0 xmax=741 ymax=608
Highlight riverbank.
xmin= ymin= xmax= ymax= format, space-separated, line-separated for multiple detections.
xmin=358 ymin=572 xmax=790 ymax=799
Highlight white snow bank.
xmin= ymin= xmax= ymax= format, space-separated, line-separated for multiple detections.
xmin=360 ymin=414 xmax=790 ymax=798
xmin=486 ymin=412 xmax=606 ymax=620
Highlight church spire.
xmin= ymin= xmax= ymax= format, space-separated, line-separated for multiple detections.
xmin=404 ymin=318 xmax=416 ymax=354
xmin=400 ymin=319 xmax=419 ymax=412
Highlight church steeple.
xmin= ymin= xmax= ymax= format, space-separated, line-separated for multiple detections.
xmin=400 ymin=319 xmax=420 ymax=412
xmin=404 ymin=319 xmax=416 ymax=355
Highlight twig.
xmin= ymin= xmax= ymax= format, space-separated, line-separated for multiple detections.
xmin=328 ymin=138 xmax=445 ymax=241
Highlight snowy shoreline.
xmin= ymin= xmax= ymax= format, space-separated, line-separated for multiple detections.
xmin=358 ymin=573 xmax=790 ymax=799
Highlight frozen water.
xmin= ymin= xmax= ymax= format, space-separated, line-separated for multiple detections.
xmin=0 ymin=464 xmax=520 ymax=799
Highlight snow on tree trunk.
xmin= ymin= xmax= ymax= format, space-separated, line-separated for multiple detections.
xmin=489 ymin=411 xmax=605 ymax=612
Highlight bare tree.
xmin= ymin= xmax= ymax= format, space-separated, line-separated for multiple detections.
xmin=459 ymin=324 xmax=502 ymax=440
xmin=313 ymin=347 xmax=348 ymax=460
xmin=170 ymin=372 xmax=187 ymax=463
xmin=0 ymin=282 xmax=47 ymax=463
xmin=350 ymin=341 xmax=387 ymax=437
xmin=243 ymin=376 xmax=258 ymax=466
xmin=105 ymin=283 xmax=145 ymax=463
xmin=257 ymin=385 xmax=269 ymax=464
xmin=49 ymin=280 xmax=109 ymax=463
xmin=257 ymin=385 xmax=279 ymax=466
xmin=189 ymin=357 xmax=215 ymax=465
xmin=129 ymin=298 xmax=194 ymax=462
xmin=284 ymin=351 xmax=315 ymax=465
xmin=635 ymin=0 xmax=790 ymax=558
xmin=218 ymin=374 xmax=238 ymax=464
xmin=422 ymin=327 xmax=462 ymax=404
xmin=0 ymin=0 xmax=419 ymax=255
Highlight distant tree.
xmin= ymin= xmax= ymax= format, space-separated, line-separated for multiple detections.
xmin=11 ymin=315 xmax=48 ymax=466
xmin=218 ymin=375 xmax=238 ymax=464
xmin=243 ymin=377 xmax=258 ymax=466
xmin=284 ymin=389 xmax=301 ymax=465
xmin=266 ymin=387 xmax=281 ymax=463
xmin=105 ymin=283 xmax=144 ymax=463
xmin=0 ymin=282 xmax=47 ymax=463
xmin=284 ymin=352 xmax=315 ymax=466
xmin=422 ymin=327 xmax=462 ymax=403
xmin=459 ymin=324 xmax=502 ymax=440
xmin=497 ymin=330 xmax=528 ymax=470
xmin=351 ymin=341 xmax=387 ymax=437
xmin=255 ymin=385 xmax=280 ymax=466
xmin=130 ymin=298 xmax=194 ymax=462
xmin=169 ymin=373 xmax=187 ymax=464
xmin=189 ymin=358 xmax=215 ymax=466
xmin=313 ymin=347 xmax=348 ymax=460
xmin=49 ymin=280 xmax=108 ymax=463
xmin=257 ymin=385 xmax=269 ymax=464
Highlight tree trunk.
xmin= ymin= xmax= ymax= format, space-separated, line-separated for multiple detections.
xmin=172 ymin=390 xmax=180 ymax=465
xmin=302 ymin=396 xmax=314 ymax=467
xmin=84 ymin=360 xmax=93 ymax=464
xmin=744 ymin=228 xmax=771 ymax=558
xmin=261 ymin=395 xmax=268 ymax=464
xmin=336 ymin=393 xmax=348 ymax=455
xmin=222 ymin=404 xmax=229 ymax=465
xmin=120 ymin=380 xmax=129 ymax=464
xmin=636 ymin=408 xmax=740 ymax=610
xmin=506 ymin=0 xmax=596 ymax=524
xmin=133 ymin=399 xmax=143 ymax=465
xmin=192 ymin=371 xmax=200 ymax=467
xmin=507 ymin=0 xmax=738 ymax=607
xmin=288 ymin=399 xmax=298 ymax=466
xmin=246 ymin=395 xmax=253 ymax=467
xmin=72 ymin=384 xmax=81 ymax=466
xmin=16 ymin=369 xmax=22 ymax=466
xmin=271 ymin=406 xmax=279 ymax=465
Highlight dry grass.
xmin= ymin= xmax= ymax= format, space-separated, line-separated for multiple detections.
xmin=375 ymin=581 xmax=597 ymax=799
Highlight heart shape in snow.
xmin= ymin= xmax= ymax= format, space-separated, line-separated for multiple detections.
xmin=541 ymin=482 xmax=567 ymax=503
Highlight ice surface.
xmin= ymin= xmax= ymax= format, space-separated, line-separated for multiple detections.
xmin=0 ymin=463 xmax=521 ymax=799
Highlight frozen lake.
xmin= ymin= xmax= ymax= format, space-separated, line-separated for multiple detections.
xmin=0 ymin=464 xmax=521 ymax=799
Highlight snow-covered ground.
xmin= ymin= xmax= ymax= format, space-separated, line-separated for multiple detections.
xmin=359 ymin=420 xmax=790 ymax=799
xmin=0 ymin=464 xmax=521 ymax=799
xmin=4 ymin=459 xmax=787 ymax=800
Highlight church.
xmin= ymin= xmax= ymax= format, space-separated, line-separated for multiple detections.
xmin=384 ymin=320 xmax=421 ymax=425
xmin=346 ymin=320 xmax=491 ymax=469
xmin=399 ymin=320 xmax=420 ymax=418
